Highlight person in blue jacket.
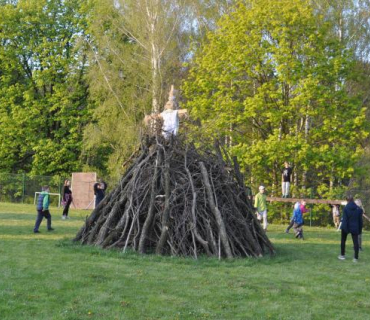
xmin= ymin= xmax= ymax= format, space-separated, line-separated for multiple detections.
xmin=338 ymin=196 xmax=363 ymax=262
xmin=292 ymin=201 xmax=304 ymax=239
xmin=33 ymin=186 xmax=54 ymax=233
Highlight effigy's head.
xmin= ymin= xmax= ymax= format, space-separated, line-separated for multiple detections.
xmin=164 ymin=101 xmax=175 ymax=111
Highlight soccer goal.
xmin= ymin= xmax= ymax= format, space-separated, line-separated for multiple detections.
xmin=33 ymin=192 xmax=61 ymax=207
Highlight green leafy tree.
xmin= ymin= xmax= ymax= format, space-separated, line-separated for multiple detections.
xmin=184 ymin=0 xmax=368 ymax=196
xmin=0 ymin=0 xmax=89 ymax=175
xmin=82 ymin=0 xmax=201 ymax=178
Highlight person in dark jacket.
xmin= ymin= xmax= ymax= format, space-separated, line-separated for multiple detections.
xmin=338 ymin=196 xmax=363 ymax=262
xmin=33 ymin=186 xmax=54 ymax=233
xmin=354 ymin=199 xmax=365 ymax=251
xmin=93 ymin=179 xmax=107 ymax=208
xmin=62 ymin=179 xmax=73 ymax=220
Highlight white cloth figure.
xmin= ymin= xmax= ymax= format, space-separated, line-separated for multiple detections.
xmin=160 ymin=109 xmax=179 ymax=138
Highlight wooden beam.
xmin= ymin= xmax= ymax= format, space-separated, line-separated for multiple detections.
xmin=266 ymin=197 xmax=346 ymax=205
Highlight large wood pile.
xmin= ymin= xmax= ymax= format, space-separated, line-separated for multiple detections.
xmin=74 ymin=136 xmax=275 ymax=258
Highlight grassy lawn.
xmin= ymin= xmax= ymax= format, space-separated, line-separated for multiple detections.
xmin=0 ymin=202 xmax=369 ymax=320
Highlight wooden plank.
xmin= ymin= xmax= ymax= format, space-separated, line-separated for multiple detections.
xmin=266 ymin=197 xmax=346 ymax=205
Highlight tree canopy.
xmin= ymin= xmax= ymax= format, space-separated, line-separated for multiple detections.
xmin=0 ymin=0 xmax=89 ymax=175
xmin=183 ymin=0 xmax=368 ymax=195
xmin=0 ymin=0 xmax=369 ymax=199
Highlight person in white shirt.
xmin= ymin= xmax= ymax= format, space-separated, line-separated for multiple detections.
xmin=144 ymin=85 xmax=188 ymax=138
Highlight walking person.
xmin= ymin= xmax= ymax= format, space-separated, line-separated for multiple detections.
xmin=338 ymin=196 xmax=363 ymax=262
xmin=292 ymin=201 xmax=304 ymax=239
xmin=33 ymin=186 xmax=54 ymax=233
xmin=285 ymin=200 xmax=308 ymax=234
xmin=281 ymin=161 xmax=292 ymax=198
xmin=61 ymin=179 xmax=72 ymax=220
xmin=254 ymin=185 xmax=268 ymax=231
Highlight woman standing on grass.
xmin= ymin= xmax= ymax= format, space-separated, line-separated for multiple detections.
xmin=338 ymin=196 xmax=363 ymax=262
xmin=61 ymin=179 xmax=72 ymax=220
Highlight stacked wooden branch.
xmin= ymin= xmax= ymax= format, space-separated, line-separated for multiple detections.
xmin=74 ymin=136 xmax=275 ymax=258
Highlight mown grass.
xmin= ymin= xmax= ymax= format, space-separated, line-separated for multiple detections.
xmin=0 ymin=202 xmax=369 ymax=320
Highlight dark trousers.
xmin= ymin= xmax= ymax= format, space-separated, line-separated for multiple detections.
xmin=293 ymin=223 xmax=303 ymax=238
xmin=286 ymin=220 xmax=294 ymax=231
xmin=341 ymin=230 xmax=359 ymax=259
xmin=34 ymin=210 xmax=52 ymax=232
xmin=62 ymin=200 xmax=72 ymax=216
xmin=95 ymin=196 xmax=104 ymax=208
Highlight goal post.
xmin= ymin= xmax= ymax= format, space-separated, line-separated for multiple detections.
xmin=33 ymin=192 xmax=61 ymax=207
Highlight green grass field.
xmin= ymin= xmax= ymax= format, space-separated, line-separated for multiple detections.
xmin=0 ymin=202 xmax=369 ymax=320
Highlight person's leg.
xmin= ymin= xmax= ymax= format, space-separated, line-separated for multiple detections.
xmin=358 ymin=234 xmax=362 ymax=250
xmin=334 ymin=216 xmax=340 ymax=228
xmin=286 ymin=220 xmax=294 ymax=232
xmin=297 ymin=224 xmax=303 ymax=238
xmin=34 ymin=210 xmax=44 ymax=232
xmin=95 ymin=196 xmax=102 ymax=208
xmin=282 ymin=182 xmax=285 ymax=197
xmin=286 ymin=182 xmax=290 ymax=197
xmin=293 ymin=223 xmax=302 ymax=238
xmin=341 ymin=230 xmax=348 ymax=256
xmin=351 ymin=233 xmax=359 ymax=259
xmin=43 ymin=210 xmax=52 ymax=230
xmin=63 ymin=200 xmax=71 ymax=217
xmin=262 ymin=210 xmax=268 ymax=230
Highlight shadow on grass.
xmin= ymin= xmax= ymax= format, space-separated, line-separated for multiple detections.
xmin=56 ymin=235 xmax=346 ymax=270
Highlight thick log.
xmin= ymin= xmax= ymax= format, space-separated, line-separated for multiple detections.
xmin=138 ymin=149 xmax=162 ymax=253
xmin=199 ymin=161 xmax=233 ymax=259
xmin=156 ymin=152 xmax=171 ymax=255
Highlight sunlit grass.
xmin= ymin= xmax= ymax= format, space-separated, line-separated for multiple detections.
xmin=0 ymin=202 xmax=369 ymax=320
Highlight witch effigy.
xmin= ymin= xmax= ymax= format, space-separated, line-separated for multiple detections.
xmin=74 ymin=86 xmax=275 ymax=258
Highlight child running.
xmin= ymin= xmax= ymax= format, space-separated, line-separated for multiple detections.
xmin=285 ymin=200 xmax=307 ymax=233
xmin=292 ymin=201 xmax=304 ymax=239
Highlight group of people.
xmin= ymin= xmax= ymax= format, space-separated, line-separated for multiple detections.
xmin=254 ymin=178 xmax=365 ymax=262
xmin=33 ymin=178 xmax=107 ymax=233
xmin=253 ymin=161 xmax=295 ymax=232
xmin=254 ymin=184 xmax=308 ymax=239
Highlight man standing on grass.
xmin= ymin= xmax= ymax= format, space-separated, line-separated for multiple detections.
xmin=338 ymin=196 xmax=363 ymax=263
xmin=254 ymin=185 xmax=268 ymax=231
xmin=33 ymin=186 xmax=54 ymax=233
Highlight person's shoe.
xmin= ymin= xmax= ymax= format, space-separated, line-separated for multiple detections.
xmin=295 ymin=232 xmax=300 ymax=238
xmin=285 ymin=229 xmax=289 ymax=234
xmin=34 ymin=230 xmax=40 ymax=233
xmin=338 ymin=255 xmax=346 ymax=260
xmin=48 ymin=228 xmax=55 ymax=231
xmin=62 ymin=215 xmax=66 ymax=220
xmin=65 ymin=216 xmax=70 ymax=220
xmin=353 ymin=258 xmax=358 ymax=263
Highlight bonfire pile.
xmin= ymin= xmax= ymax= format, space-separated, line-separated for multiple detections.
xmin=74 ymin=136 xmax=275 ymax=258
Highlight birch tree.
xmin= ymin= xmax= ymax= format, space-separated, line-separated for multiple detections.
xmin=83 ymin=0 xmax=206 ymax=177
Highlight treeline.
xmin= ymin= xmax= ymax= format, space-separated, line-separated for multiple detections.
xmin=0 ymin=0 xmax=370 ymax=198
